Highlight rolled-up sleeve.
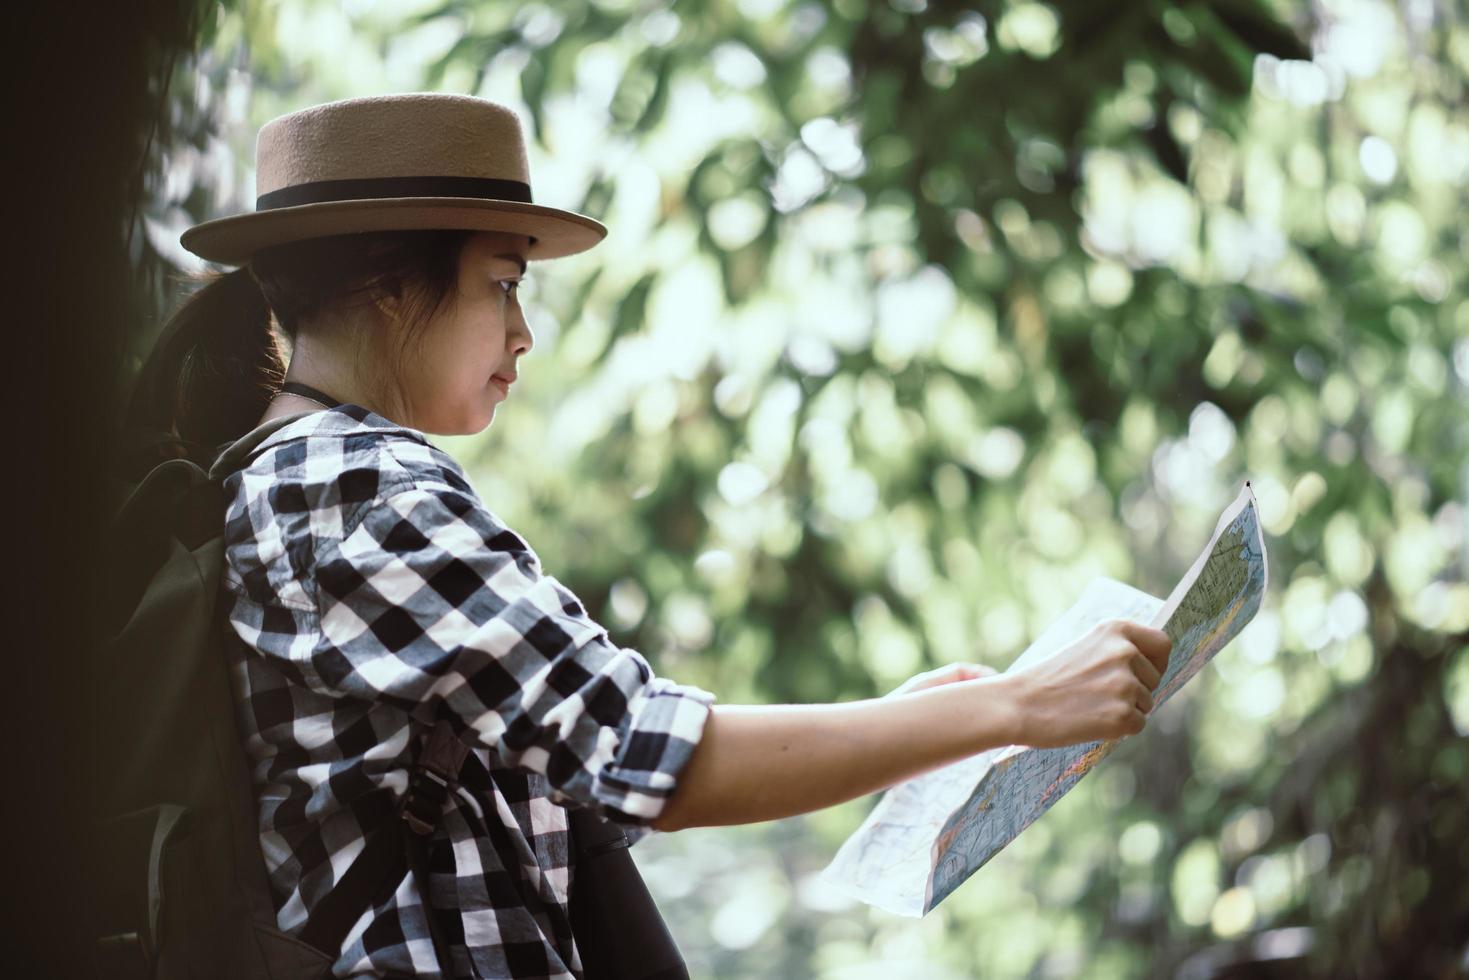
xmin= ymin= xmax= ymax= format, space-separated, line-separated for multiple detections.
xmin=308 ymin=481 xmax=716 ymax=828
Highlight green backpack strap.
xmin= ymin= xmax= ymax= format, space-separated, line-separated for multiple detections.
xmin=207 ymin=411 xmax=321 ymax=481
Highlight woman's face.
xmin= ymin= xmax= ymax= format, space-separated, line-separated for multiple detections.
xmin=392 ymin=230 xmax=534 ymax=435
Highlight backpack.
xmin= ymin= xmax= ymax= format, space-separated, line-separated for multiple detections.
xmin=90 ymin=413 xmax=452 ymax=979
xmin=89 ymin=406 xmax=690 ymax=979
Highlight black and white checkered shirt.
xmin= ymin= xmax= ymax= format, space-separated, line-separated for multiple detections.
xmin=217 ymin=403 xmax=716 ymax=979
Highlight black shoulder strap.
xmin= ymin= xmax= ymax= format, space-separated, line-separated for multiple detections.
xmin=297 ymin=720 xmax=469 ymax=967
xmin=568 ymin=805 xmax=690 ymax=980
xmin=400 ymin=720 xmax=469 ymax=967
xmin=296 ymin=812 xmax=405 ymax=955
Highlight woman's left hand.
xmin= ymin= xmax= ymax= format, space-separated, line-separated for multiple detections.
xmin=884 ymin=661 xmax=1000 ymax=698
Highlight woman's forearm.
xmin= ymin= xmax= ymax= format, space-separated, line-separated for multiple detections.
xmin=650 ymin=675 xmax=1023 ymax=832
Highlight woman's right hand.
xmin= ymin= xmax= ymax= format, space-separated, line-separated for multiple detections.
xmin=1005 ymin=618 xmax=1173 ymax=749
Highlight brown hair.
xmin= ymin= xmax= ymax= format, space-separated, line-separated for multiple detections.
xmin=128 ymin=229 xmax=475 ymax=460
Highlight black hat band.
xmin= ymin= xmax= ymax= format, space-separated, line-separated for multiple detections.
xmin=257 ymin=175 xmax=534 ymax=211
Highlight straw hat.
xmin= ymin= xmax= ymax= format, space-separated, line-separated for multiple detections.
xmin=179 ymin=92 xmax=607 ymax=266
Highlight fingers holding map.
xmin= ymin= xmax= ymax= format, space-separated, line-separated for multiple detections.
xmin=819 ymin=481 xmax=1269 ymax=917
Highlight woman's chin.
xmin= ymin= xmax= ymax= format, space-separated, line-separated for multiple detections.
xmin=472 ymin=397 xmax=498 ymax=432
xmin=420 ymin=399 xmax=494 ymax=436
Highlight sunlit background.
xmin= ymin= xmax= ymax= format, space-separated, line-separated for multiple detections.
xmin=128 ymin=0 xmax=1468 ymax=976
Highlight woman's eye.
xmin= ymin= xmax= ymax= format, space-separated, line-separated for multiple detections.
xmin=498 ymin=279 xmax=520 ymax=296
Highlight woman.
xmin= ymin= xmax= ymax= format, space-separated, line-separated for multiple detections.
xmin=160 ymin=93 xmax=1170 ymax=979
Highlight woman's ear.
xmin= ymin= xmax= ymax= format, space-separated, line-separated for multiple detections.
xmin=372 ymin=290 xmax=398 ymax=323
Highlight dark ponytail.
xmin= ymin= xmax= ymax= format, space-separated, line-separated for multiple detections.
xmin=124 ymin=263 xmax=283 ymax=462
xmin=128 ymin=228 xmax=476 ymax=464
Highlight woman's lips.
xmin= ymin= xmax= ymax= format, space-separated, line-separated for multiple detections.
xmin=491 ymin=375 xmax=511 ymax=396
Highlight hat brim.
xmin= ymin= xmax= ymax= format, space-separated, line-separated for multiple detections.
xmin=179 ymin=196 xmax=607 ymax=266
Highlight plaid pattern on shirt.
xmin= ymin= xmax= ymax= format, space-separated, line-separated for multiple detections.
xmin=216 ymin=403 xmax=716 ymax=979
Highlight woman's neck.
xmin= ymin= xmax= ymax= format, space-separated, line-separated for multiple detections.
xmin=263 ymin=325 xmax=405 ymax=427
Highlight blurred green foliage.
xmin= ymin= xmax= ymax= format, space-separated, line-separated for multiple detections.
xmin=128 ymin=0 xmax=1469 ymax=976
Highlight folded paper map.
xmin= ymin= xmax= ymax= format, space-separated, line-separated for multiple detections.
xmin=820 ymin=481 xmax=1269 ymax=916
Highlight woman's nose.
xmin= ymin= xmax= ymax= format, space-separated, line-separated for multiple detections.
xmin=511 ymin=306 xmax=534 ymax=356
